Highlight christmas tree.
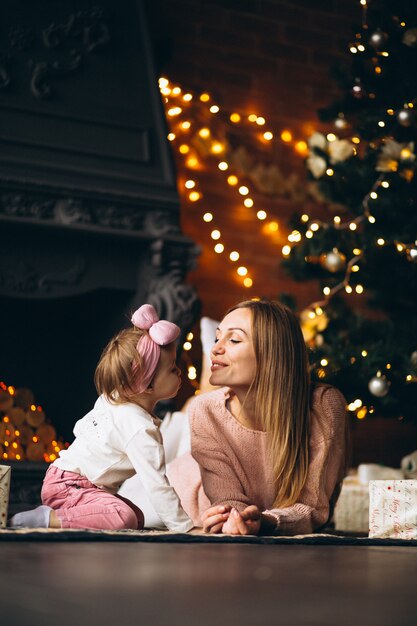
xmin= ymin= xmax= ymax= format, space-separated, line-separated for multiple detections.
xmin=282 ymin=0 xmax=417 ymax=421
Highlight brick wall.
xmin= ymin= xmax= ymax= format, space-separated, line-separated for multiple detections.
xmin=148 ymin=0 xmax=359 ymax=318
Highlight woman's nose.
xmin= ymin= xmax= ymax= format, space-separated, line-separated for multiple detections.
xmin=211 ymin=340 xmax=225 ymax=355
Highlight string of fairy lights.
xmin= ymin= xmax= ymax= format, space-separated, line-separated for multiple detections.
xmin=159 ymin=76 xmax=309 ymax=292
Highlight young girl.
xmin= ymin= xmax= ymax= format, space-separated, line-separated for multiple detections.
xmin=161 ymin=298 xmax=350 ymax=535
xmin=10 ymin=304 xmax=194 ymax=533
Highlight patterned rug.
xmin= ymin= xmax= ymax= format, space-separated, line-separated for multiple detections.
xmin=1 ymin=528 xmax=416 ymax=545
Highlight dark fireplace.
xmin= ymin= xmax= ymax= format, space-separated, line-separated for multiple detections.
xmin=0 ymin=0 xmax=200 ymax=512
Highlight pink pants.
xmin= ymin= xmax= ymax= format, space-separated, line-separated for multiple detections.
xmin=41 ymin=465 xmax=144 ymax=530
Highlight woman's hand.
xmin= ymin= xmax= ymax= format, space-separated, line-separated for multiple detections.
xmin=222 ymin=505 xmax=262 ymax=535
xmin=201 ymin=504 xmax=232 ymax=533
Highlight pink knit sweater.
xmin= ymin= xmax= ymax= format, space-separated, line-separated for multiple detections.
xmin=167 ymin=384 xmax=349 ymax=535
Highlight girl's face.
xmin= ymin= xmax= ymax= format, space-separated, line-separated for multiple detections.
xmin=151 ymin=342 xmax=182 ymax=401
xmin=209 ymin=307 xmax=256 ymax=391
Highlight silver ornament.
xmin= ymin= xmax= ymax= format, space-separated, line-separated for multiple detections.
xmin=397 ymin=108 xmax=414 ymax=127
xmin=368 ymin=375 xmax=390 ymax=397
xmin=369 ymin=30 xmax=388 ymax=48
xmin=335 ymin=116 xmax=348 ymax=130
xmin=407 ymin=246 xmax=417 ymax=262
xmin=321 ymin=249 xmax=346 ymax=273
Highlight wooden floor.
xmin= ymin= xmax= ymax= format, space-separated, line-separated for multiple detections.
xmin=1 ymin=542 xmax=415 ymax=626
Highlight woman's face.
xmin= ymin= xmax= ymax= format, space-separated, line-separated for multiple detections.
xmin=209 ymin=307 xmax=256 ymax=390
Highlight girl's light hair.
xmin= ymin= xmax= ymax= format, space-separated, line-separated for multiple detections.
xmin=227 ymin=299 xmax=310 ymax=508
xmin=94 ymin=327 xmax=146 ymax=404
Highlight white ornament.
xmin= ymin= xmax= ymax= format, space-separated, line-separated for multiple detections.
xmin=321 ymin=249 xmax=346 ymax=272
xmin=329 ymin=139 xmax=355 ymax=164
xmin=308 ymin=132 xmax=327 ymax=151
xmin=368 ymin=375 xmax=390 ymax=397
xmin=306 ymin=155 xmax=327 ymax=179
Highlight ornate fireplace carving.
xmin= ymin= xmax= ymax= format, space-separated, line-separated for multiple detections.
xmin=0 ymin=0 xmax=200 ymax=450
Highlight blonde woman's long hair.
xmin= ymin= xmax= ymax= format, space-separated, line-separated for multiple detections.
xmin=228 ymin=299 xmax=310 ymax=508
xmin=94 ymin=327 xmax=146 ymax=404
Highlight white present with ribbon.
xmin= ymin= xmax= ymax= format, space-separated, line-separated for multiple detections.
xmin=369 ymin=479 xmax=417 ymax=540
xmin=0 ymin=464 xmax=11 ymax=528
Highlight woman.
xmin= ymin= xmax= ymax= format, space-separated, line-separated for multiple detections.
xmin=166 ymin=298 xmax=349 ymax=535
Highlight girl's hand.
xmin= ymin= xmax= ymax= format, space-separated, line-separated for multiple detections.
xmin=222 ymin=505 xmax=262 ymax=535
xmin=201 ymin=504 xmax=231 ymax=533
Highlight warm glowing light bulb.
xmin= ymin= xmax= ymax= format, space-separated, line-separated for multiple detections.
xmin=377 ymin=238 xmax=385 ymax=246
xmin=229 ymin=251 xmax=240 ymax=261
xmin=210 ymin=105 xmax=220 ymax=113
xmin=179 ymin=144 xmax=190 ymax=154
xmin=183 ymin=341 xmax=192 ymax=351
xmin=345 ymin=285 xmax=353 ymax=293
xmin=230 ymin=113 xmax=241 ymax=123
xmin=355 ymin=285 xmax=364 ymax=293
xmin=214 ymin=243 xmax=224 ymax=253
xmin=227 ymin=175 xmax=238 ymax=186
xmin=370 ymin=191 xmax=378 ymax=199
xmin=211 ymin=229 xmax=221 ymax=240
xmin=352 ymin=137 xmax=360 ymax=144
xmin=349 ymin=223 xmax=357 ymax=231
xmin=203 ymin=213 xmax=213 ymax=222
xmin=181 ymin=121 xmax=191 ymax=130
xmin=238 ymin=186 xmax=249 ymax=195
xmin=244 ymin=198 xmax=254 ymax=208
xmin=167 ymin=133 xmax=176 ymax=141
xmin=320 ymin=359 xmax=328 ymax=366
xmin=327 ymin=133 xmax=337 ymax=142
xmin=248 ymin=114 xmax=258 ymax=122
xmin=263 ymin=131 xmax=273 ymax=140
xmin=334 ymin=216 xmax=341 ymax=224
xmin=186 ymin=156 xmax=199 ymax=168
xmin=189 ymin=191 xmax=201 ymax=202
xmin=211 ymin=142 xmax=224 ymax=154
xmin=301 ymin=214 xmax=309 ymax=222
xmin=256 ymin=117 xmax=266 ymax=126
xmin=183 ymin=93 xmax=193 ymax=101
xmin=281 ymin=130 xmax=292 ymax=142
xmin=185 ymin=179 xmax=195 ymax=189
xmin=323 ymin=287 xmax=331 ymax=295
xmin=199 ymin=127 xmax=210 ymax=138
xmin=268 ymin=221 xmax=279 ymax=232
xmin=188 ymin=366 xmax=197 ymax=380
xmin=381 ymin=181 xmax=389 ymax=188
xmin=243 ymin=277 xmax=253 ymax=288
xmin=282 ymin=245 xmax=291 ymax=256
xmin=257 ymin=210 xmax=267 ymax=220
xmin=218 ymin=161 xmax=228 ymax=171
xmin=200 ymin=93 xmax=210 ymax=102
xmin=310 ymin=223 xmax=319 ymax=231
xmin=326 ymin=168 xmax=334 ymax=176
xmin=295 ymin=141 xmax=308 ymax=154
xmin=237 ymin=266 xmax=248 ymax=276
xmin=167 ymin=107 xmax=182 ymax=116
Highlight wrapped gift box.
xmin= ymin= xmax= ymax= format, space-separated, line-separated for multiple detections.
xmin=0 ymin=464 xmax=11 ymax=528
xmin=369 ymin=479 xmax=417 ymax=540
xmin=334 ymin=475 xmax=369 ymax=533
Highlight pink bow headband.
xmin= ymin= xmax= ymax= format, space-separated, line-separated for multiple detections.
xmin=131 ymin=304 xmax=180 ymax=394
